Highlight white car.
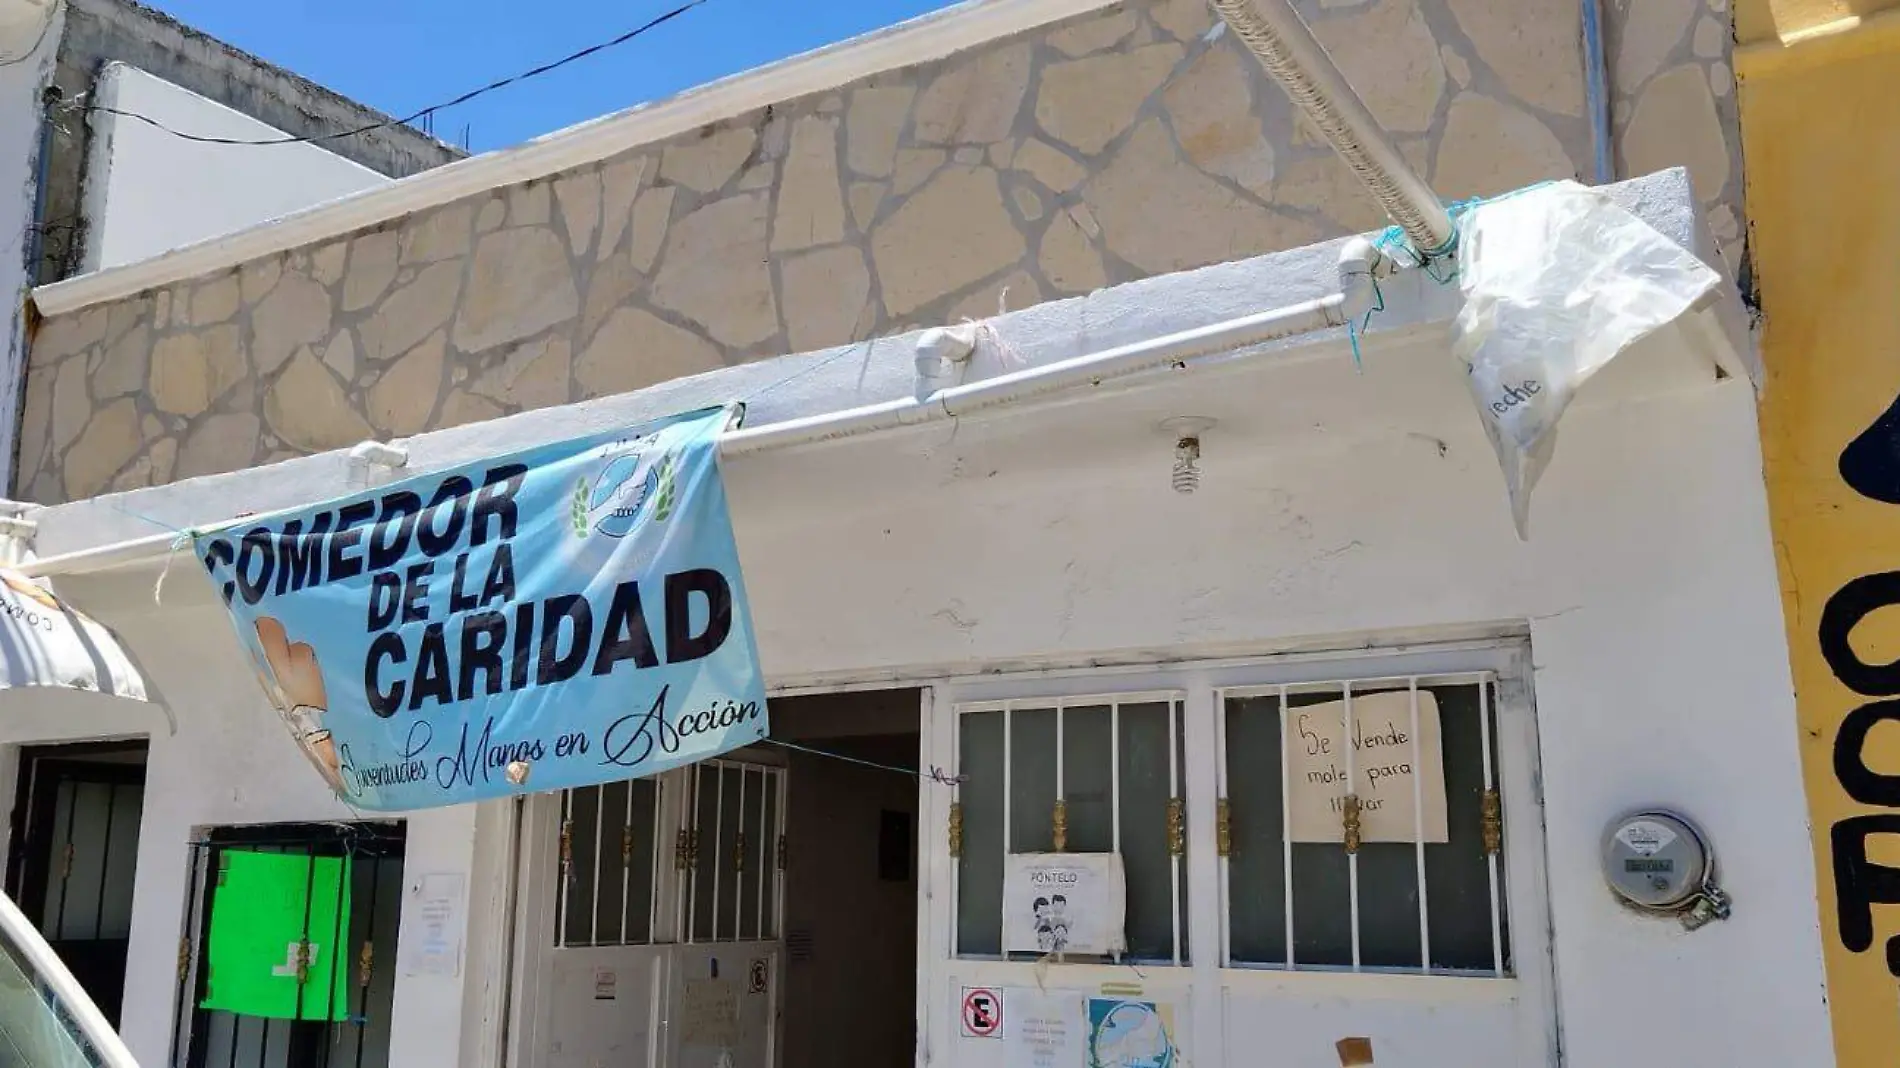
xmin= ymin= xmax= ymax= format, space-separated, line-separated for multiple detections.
xmin=0 ymin=890 xmax=136 ymax=1066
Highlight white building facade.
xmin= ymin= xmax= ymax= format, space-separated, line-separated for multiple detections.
xmin=0 ymin=1 xmax=1829 ymax=1066
xmin=10 ymin=162 xmax=1834 ymax=1068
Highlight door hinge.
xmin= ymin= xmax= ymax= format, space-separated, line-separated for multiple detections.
xmin=1166 ymin=798 xmax=1185 ymax=857
xmin=1052 ymin=799 xmax=1068 ymax=853
xmin=947 ymin=802 xmax=963 ymax=859
xmin=1216 ymin=798 xmax=1232 ymax=858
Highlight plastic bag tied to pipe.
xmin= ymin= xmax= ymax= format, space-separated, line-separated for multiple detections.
xmin=1449 ymin=180 xmax=1722 ymax=538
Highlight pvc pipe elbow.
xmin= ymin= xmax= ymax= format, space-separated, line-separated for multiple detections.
xmin=1336 ymin=236 xmax=1391 ymax=323
xmin=348 ymin=440 xmax=410 ymax=470
xmin=912 ymin=323 xmax=979 ymax=401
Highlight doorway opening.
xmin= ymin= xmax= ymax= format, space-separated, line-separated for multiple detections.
xmin=4 ymin=740 xmax=148 ymax=1026
xmin=512 ymin=687 xmax=923 ymax=1068
xmin=771 ymin=689 xmax=921 ymax=1068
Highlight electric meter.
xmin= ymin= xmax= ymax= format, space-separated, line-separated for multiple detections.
xmin=1601 ymin=810 xmax=1731 ymax=930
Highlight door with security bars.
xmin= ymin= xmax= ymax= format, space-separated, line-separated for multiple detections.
xmin=926 ymin=645 xmax=1556 ymax=1068
xmin=664 ymin=759 xmax=783 ymax=1068
xmin=171 ymin=822 xmax=407 ymax=1068
xmin=5 ymin=744 xmax=148 ymax=1029
xmin=516 ymin=758 xmax=785 ymax=1068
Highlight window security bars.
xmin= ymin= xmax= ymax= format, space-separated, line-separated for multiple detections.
xmin=952 ymin=694 xmax=1189 ymax=965
xmin=551 ymin=760 xmax=785 ymax=949
xmin=681 ymin=760 xmax=784 ymax=946
xmin=553 ymin=778 xmax=663 ymax=948
xmin=1218 ymin=674 xmax=1509 ymax=976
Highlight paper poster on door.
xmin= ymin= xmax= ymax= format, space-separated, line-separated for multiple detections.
xmin=1086 ymin=997 xmax=1177 ymax=1068
xmin=399 ymin=871 xmax=464 ymax=978
xmin=1001 ymin=853 xmax=1126 ymax=956
xmin=681 ymin=977 xmax=739 ymax=1048
xmin=1003 ymin=989 xmax=1082 ymax=1068
xmin=1286 ymin=690 xmax=1448 ymax=843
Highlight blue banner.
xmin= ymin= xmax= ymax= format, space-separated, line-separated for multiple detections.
xmin=195 ymin=406 xmax=766 ymax=811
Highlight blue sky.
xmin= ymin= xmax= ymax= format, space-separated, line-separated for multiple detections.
xmin=149 ymin=0 xmax=958 ymax=153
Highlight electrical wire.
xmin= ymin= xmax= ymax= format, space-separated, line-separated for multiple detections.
xmin=0 ymin=0 xmax=62 ymax=69
xmin=71 ymin=0 xmax=709 ymax=147
xmin=759 ymin=738 xmax=964 ymax=786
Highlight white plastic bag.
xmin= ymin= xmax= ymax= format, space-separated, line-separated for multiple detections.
xmin=1450 ymin=180 xmax=1721 ymax=537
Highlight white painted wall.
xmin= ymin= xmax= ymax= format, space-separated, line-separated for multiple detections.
xmin=0 ymin=606 xmax=483 ymax=1068
xmin=11 ymin=170 xmax=1829 ymax=1068
xmin=0 ymin=0 xmax=62 ymax=500
xmin=79 ymin=62 xmax=388 ymax=273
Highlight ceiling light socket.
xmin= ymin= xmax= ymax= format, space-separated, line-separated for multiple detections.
xmin=1160 ymin=417 xmax=1217 ymax=494
xmin=1158 ymin=416 xmax=1218 ymax=440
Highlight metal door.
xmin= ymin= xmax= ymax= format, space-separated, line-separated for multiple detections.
xmin=6 ymin=747 xmax=146 ymax=1027
xmin=516 ymin=759 xmax=785 ymax=1068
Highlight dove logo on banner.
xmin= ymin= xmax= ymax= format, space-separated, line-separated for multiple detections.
xmin=195 ymin=405 xmax=767 ymax=811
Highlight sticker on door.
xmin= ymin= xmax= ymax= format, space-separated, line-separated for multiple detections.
xmin=962 ymin=987 xmax=1003 ymax=1039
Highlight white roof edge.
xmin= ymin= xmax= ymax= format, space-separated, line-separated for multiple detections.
xmin=32 ymin=0 xmax=1112 ymax=319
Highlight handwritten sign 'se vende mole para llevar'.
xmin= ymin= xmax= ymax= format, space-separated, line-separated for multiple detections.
xmin=194 ymin=406 xmax=766 ymax=811
xmin=1286 ymin=690 xmax=1448 ymax=844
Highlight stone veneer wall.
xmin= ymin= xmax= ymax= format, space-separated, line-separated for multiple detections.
xmin=15 ymin=0 xmax=1741 ymax=505
xmin=1604 ymin=0 xmax=1746 ymax=280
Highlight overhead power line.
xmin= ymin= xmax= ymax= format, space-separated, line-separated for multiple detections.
xmin=71 ymin=0 xmax=709 ymax=148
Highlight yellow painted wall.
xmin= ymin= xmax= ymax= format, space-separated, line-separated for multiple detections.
xmin=1741 ymin=2 xmax=1900 ymax=1064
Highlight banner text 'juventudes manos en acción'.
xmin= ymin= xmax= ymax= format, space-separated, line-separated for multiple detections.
xmin=195 ymin=406 xmax=766 ymax=810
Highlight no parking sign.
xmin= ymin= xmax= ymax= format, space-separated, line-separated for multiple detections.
xmin=961 ymin=987 xmax=1003 ymax=1039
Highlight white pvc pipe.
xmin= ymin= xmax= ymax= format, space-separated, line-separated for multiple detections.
xmin=722 ymin=293 xmax=1345 ymax=456
xmin=1209 ymin=0 xmax=1454 ymax=253
xmin=16 ymin=275 xmax=1370 ymax=582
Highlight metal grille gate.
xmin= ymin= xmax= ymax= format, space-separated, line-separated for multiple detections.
xmin=172 ymin=823 xmax=406 ymax=1068
xmin=550 ymin=759 xmax=787 ymax=949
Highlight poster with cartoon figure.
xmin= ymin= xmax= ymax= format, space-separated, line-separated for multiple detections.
xmin=1002 ymin=853 xmax=1126 ymax=957
xmin=194 ymin=405 xmax=766 ymax=810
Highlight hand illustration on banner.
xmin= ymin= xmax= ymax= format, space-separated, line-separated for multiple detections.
xmin=254 ymin=617 xmax=347 ymax=795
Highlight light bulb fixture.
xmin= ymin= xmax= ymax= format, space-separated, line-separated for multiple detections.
xmin=1159 ymin=417 xmax=1217 ymax=495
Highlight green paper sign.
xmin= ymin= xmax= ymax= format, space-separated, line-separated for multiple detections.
xmin=199 ymin=851 xmax=353 ymax=1021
